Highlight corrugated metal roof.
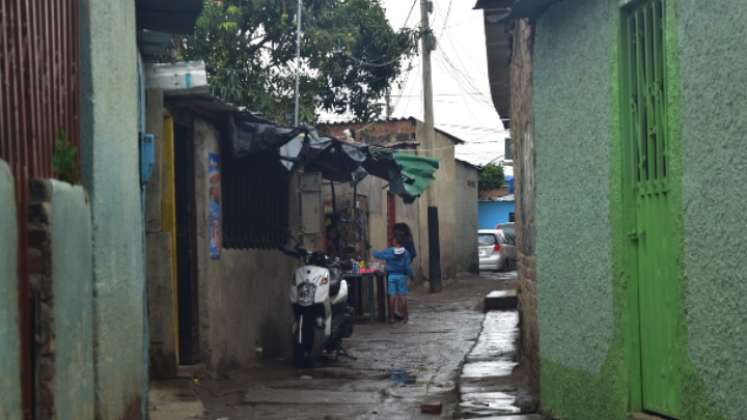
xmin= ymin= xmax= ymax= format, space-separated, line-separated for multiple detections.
xmin=319 ymin=117 xmax=467 ymax=145
xmin=501 ymin=0 xmax=558 ymax=20
xmin=473 ymin=0 xmax=514 ymax=10
xmin=136 ymin=0 xmax=203 ymax=34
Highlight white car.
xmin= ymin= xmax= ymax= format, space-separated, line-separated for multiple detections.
xmin=478 ymin=229 xmax=517 ymax=271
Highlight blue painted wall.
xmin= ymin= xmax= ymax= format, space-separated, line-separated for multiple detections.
xmin=479 ymin=201 xmax=515 ymax=229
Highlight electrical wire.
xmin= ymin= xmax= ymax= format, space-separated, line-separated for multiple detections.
xmin=439 ymin=0 xmax=454 ymax=36
xmin=438 ymin=36 xmax=496 ymax=108
xmin=401 ymin=0 xmax=418 ymax=28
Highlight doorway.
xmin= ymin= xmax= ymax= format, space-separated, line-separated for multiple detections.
xmin=173 ymin=122 xmax=200 ymax=365
xmin=387 ymin=193 xmax=396 ymax=245
xmin=621 ymin=0 xmax=681 ymax=417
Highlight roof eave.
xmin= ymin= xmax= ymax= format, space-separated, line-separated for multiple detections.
xmin=499 ymin=0 xmax=559 ymax=21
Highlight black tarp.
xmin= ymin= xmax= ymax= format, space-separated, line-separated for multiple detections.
xmin=165 ymin=92 xmax=429 ymax=200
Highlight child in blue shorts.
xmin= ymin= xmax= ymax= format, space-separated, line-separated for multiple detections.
xmin=373 ymin=231 xmax=413 ymax=323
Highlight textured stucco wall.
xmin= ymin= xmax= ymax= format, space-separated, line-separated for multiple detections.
xmin=49 ymin=181 xmax=95 ymax=420
xmin=79 ymin=1 xmax=145 ymax=418
xmin=533 ymin=1 xmax=624 ymax=418
xmin=677 ymin=1 xmax=747 ymax=418
xmin=0 ymin=161 xmax=21 ymax=420
xmin=455 ymin=162 xmax=479 ymax=273
xmin=193 ymin=119 xmax=295 ymax=370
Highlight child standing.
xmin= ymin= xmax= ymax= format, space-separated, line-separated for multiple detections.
xmin=373 ymin=231 xmax=413 ymax=323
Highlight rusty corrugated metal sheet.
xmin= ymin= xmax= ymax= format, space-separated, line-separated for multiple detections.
xmin=0 ymin=1 xmax=79 ymax=418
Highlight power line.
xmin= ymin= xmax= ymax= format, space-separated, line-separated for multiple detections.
xmin=402 ymin=0 xmax=418 ymax=28
xmin=437 ymin=31 xmax=496 ymax=108
xmin=439 ymin=0 xmax=454 ymax=36
xmin=438 ymin=122 xmax=507 ymax=130
xmin=437 ymin=54 xmax=494 ymax=107
xmin=391 ymin=92 xmax=492 ymax=97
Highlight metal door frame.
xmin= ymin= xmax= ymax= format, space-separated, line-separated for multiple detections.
xmin=618 ymin=0 xmax=684 ymax=416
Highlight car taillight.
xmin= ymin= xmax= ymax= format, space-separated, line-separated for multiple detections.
xmin=494 ymin=243 xmax=501 ymax=252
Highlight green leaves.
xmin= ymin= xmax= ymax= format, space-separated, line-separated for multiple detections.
xmin=52 ymin=129 xmax=78 ymax=184
xmin=182 ymin=0 xmax=419 ymax=124
xmin=479 ymin=164 xmax=505 ymax=191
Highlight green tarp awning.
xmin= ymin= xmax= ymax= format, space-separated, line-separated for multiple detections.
xmin=393 ymin=152 xmax=439 ymax=201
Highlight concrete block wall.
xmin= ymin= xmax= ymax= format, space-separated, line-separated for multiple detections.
xmin=79 ymin=0 xmax=146 ymax=417
xmin=0 ymin=160 xmax=21 ymax=420
xmin=29 ymin=179 xmax=94 ymax=420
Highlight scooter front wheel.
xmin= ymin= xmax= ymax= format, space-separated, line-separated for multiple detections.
xmin=293 ymin=319 xmax=324 ymax=368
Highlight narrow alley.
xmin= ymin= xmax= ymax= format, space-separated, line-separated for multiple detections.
xmin=3 ymin=1 xmax=747 ymax=419
xmin=149 ymin=272 xmax=538 ymax=420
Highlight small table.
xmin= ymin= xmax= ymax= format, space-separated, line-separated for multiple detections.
xmin=343 ymin=271 xmax=387 ymax=322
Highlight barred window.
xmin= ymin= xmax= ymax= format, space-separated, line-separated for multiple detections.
xmin=221 ymin=152 xmax=290 ymax=249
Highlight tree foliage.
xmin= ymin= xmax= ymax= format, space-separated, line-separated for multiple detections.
xmin=478 ymin=164 xmax=505 ymax=190
xmin=180 ymin=0 xmax=419 ymax=124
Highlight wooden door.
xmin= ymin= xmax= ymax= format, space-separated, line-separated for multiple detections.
xmin=622 ymin=1 xmax=681 ymax=416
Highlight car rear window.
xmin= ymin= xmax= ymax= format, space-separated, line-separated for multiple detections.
xmin=478 ymin=234 xmax=497 ymax=246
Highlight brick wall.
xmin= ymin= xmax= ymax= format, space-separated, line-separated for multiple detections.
xmin=28 ymin=181 xmax=55 ymax=419
xmin=510 ymin=19 xmax=539 ymax=396
xmin=319 ymin=119 xmax=417 ymax=146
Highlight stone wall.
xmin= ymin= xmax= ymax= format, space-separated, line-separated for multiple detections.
xmin=509 ymin=18 xmax=539 ymax=396
xmin=0 ymin=161 xmax=21 ymax=420
xmin=29 ymin=180 xmax=94 ymax=420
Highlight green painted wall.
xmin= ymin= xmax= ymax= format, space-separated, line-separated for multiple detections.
xmin=676 ymin=1 xmax=747 ymax=419
xmin=49 ymin=180 xmax=95 ymax=420
xmin=532 ymin=0 xmax=747 ymax=419
xmin=533 ymin=1 xmax=628 ymax=419
xmin=0 ymin=161 xmax=21 ymax=420
xmin=79 ymin=1 xmax=146 ymax=418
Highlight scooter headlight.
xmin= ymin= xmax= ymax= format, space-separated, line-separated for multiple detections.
xmin=297 ymin=283 xmax=316 ymax=306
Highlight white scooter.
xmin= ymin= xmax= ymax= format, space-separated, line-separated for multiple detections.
xmin=287 ymin=249 xmax=355 ymax=368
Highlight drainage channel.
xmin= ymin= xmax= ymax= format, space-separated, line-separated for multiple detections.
xmin=455 ymin=290 xmax=541 ymax=420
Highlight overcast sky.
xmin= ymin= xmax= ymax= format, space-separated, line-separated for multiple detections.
xmin=322 ymin=0 xmax=510 ymax=171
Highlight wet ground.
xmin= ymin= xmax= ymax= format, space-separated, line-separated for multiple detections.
xmin=152 ymin=271 xmax=535 ymax=420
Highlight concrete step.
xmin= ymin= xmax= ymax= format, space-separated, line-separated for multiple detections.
xmin=484 ymin=290 xmax=518 ymax=311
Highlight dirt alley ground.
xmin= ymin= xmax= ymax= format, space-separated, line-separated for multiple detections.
xmin=184 ymin=272 xmax=519 ymax=420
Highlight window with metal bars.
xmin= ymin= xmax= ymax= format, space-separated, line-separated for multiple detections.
xmin=221 ymin=151 xmax=290 ymax=250
xmin=622 ymin=0 xmax=668 ymax=185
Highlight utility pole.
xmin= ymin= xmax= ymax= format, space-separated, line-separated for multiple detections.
xmin=385 ymin=88 xmax=392 ymax=119
xmin=294 ymin=0 xmax=303 ymax=126
xmin=419 ymin=0 xmax=436 ymax=175
xmin=419 ymin=0 xmax=442 ymax=293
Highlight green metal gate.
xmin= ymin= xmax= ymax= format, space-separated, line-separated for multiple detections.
xmin=621 ymin=0 xmax=681 ymax=417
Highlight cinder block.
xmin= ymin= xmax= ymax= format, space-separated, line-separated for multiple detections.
xmin=484 ymin=289 xmax=518 ymax=312
xmin=420 ymin=401 xmax=443 ymax=415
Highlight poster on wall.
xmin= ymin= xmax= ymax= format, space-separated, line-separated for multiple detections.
xmin=208 ymin=153 xmax=222 ymax=260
